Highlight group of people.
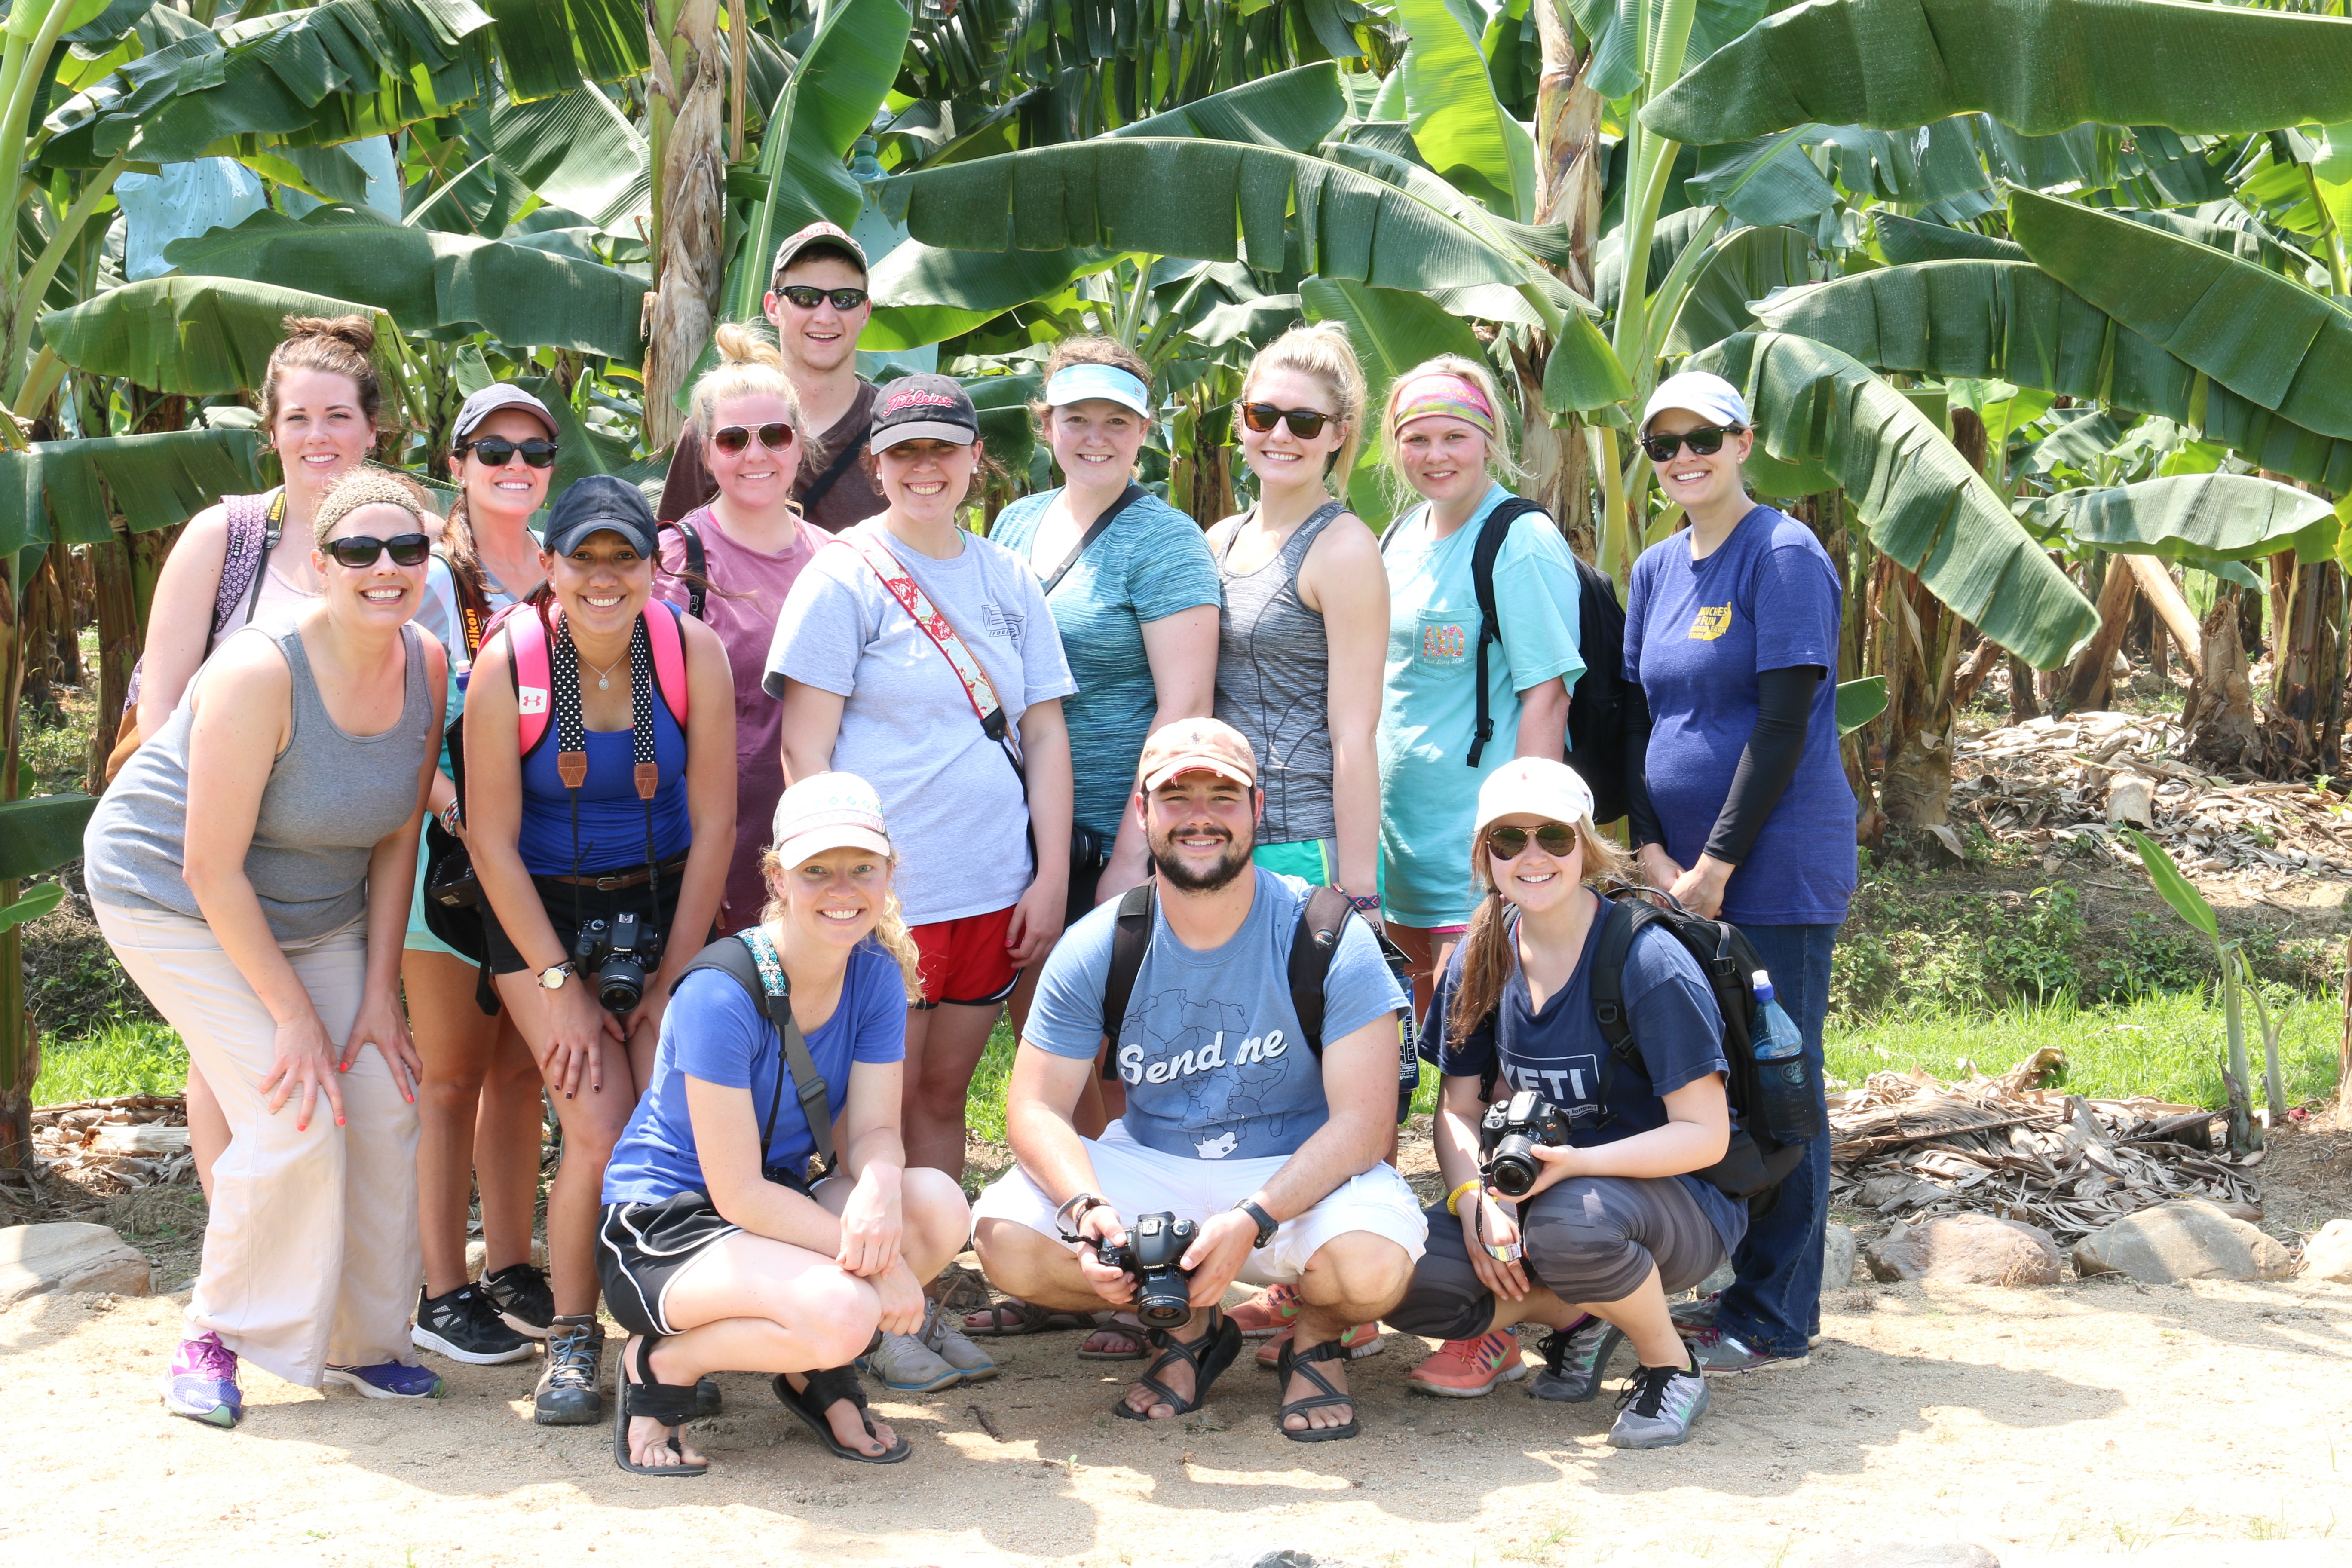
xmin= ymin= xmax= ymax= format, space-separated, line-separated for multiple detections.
xmin=80 ymin=218 xmax=1857 ymax=1469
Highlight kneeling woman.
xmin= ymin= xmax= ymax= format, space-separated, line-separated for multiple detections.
xmin=597 ymin=773 xmax=973 ymax=1474
xmin=1388 ymin=758 xmax=1742 ymax=1450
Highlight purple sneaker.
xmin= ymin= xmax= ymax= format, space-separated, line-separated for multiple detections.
xmin=164 ymin=1332 xmax=243 ymax=1427
xmin=323 ymin=1361 xmax=446 ymax=1400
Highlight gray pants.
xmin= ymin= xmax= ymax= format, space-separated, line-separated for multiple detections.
xmin=1390 ymin=1176 xmax=1725 ymax=1341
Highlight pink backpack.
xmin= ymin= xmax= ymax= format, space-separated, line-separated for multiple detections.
xmin=490 ymin=598 xmax=690 ymax=761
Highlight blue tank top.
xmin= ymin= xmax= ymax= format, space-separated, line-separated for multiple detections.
xmin=516 ymin=692 xmax=692 ymax=876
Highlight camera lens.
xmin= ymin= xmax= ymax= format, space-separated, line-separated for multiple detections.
xmin=1133 ymin=1277 xmax=1191 ymax=1329
xmin=1487 ymin=1135 xmax=1540 ymax=1197
xmin=597 ymin=958 xmax=646 ymax=1015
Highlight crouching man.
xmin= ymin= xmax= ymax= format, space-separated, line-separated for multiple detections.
xmin=973 ymin=719 xmax=1424 ymax=1442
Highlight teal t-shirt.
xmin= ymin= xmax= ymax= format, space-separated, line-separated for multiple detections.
xmin=991 ymin=486 xmax=1222 ymax=839
xmin=1377 ymin=484 xmax=1586 ymax=928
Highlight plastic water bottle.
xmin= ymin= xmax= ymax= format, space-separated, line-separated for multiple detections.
xmin=1750 ymin=971 xmax=1825 ymax=1142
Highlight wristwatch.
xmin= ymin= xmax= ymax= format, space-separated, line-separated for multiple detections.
xmin=1236 ymin=1199 xmax=1279 ymax=1250
xmin=536 ymin=961 xmax=576 ymax=992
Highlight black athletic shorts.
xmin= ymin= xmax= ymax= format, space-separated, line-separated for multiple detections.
xmin=481 ymin=868 xmax=685 ymax=978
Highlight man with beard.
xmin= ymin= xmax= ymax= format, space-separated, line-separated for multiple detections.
xmin=972 ymin=719 xmax=1424 ymax=1443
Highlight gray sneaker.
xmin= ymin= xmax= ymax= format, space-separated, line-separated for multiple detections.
xmin=919 ymin=1299 xmax=999 ymax=1382
xmin=1608 ymin=1360 xmax=1709 ymax=1449
xmin=859 ymin=1329 xmax=962 ymax=1393
xmin=1669 ymin=1291 xmax=1719 ymax=1329
xmin=1682 ymin=1323 xmax=1806 ymax=1375
xmin=1529 ymin=1315 xmax=1623 ymax=1403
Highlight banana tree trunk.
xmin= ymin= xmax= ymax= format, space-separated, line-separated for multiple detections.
xmin=86 ymin=522 xmax=172 ymax=793
xmin=0 ymin=554 xmax=28 ymax=1170
xmin=642 ymin=0 xmax=727 ymax=451
xmin=2185 ymin=583 xmax=2262 ymax=772
xmin=1877 ymin=559 xmax=1962 ymax=832
xmin=1523 ymin=0 xmax=1603 ymax=557
xmin=2264 ymin=553 xmax=2345 ymax=778
xmin=2055 ymin=554 xmax=2137 ymax=715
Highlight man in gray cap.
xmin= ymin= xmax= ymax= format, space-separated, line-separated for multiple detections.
xmin=655 ymin=221 xmax=888 ymax=534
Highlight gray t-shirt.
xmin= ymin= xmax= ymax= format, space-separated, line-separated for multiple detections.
xmin=1025 ymin=868 xmax=1406 ymax=1161
xmin=766 ymin=521 xmax=1076 ymax=925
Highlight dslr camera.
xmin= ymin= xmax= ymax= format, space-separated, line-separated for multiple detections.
xmin=572 ymin=910 xmax=664 ymax=1016
xmin=1479 ymin=1089 xmax=1575 ymax=1198
xmin=1095 ymin=1211 xmax=1198 ymax=1329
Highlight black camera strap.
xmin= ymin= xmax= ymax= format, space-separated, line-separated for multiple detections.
xmin=550 ymin=610 xmax=665 ymax=938
xmin=677 ymin=930 xmax=836 ymax=1182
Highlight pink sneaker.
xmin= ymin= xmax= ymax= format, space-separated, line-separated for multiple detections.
xmin=1255 ymin=1319 xmax=1383 ymax=1368
xmin=1406 ymin=1332 xmax=1527 ymax=1397
xmin=1228 ymin=1283 xmax=1301 ymax=1338
xmin=164 ymin=1332 xmax=242 ymax=1427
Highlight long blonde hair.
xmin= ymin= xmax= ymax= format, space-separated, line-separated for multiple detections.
xmin=756 ymin=845 xmax=924 ymax=1005
xmin=1240 ymin=322 xmax=1367 ymax=481
xmin=1381 ymin=353 xmax=1524 ymax=499
xmin=1447 ymin=815 xmax=1632 ymax=1050
xmin=692 ymin=323 xmax=821 ymax=470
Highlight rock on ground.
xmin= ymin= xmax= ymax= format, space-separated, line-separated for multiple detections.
xmin=1865 ymin=1213 xmax=2062 ymax=1286
xmin=1805 ymin=1544 xmax=1999 ymax=1568
xmin=2302 ymin=1218 xmax=2352 ymax=1283
xmin=0 ymin=1222 xmax=152 ymax=1307
xmin=1193 ymin=1552 xmax=1372 ymax=1568
xmin=1825 ymin=1222 xmax=1858 ymax=1287
xmin=2072 ymin=1199 xmax=2295 ymax=1284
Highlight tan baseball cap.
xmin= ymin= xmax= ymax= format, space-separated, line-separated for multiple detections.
xmin=1137 ymin=717 xmax=1257 ymax=791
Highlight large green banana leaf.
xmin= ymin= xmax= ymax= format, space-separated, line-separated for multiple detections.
xmin=1644 ymin=0 xmax=2352 ymax=145
xmin=1688 ymin=331 xmax=2096 ymax=668
xmin=163 ymin=206 xmax=647 ymax=361
xmin=478 ymin=0 xmax=652 ymax=101
xmin=2009 ymin=189 xmax=2352 ymax=441
xmin=720 ymin=0 xmax=913 ymax=328
xmin=1876 ymin=214 xmax=2024 ymax=266
xmin=0 ymin=795 xmax=101 ymax=883
xmin=2032 ymin=474 xmax=2339 ymax=565
xmin=1752 ymin=259 xmax=2352 ymax=494
xmin=1299 ymin=275 xmax=1489 ymax=452
xmin=488 ymin=84 xmax=648 ymax=235
xmin=1565 ymin=0 xmax=1769 ymax=101
xmin=1669 ymin=223 xmax=1822 ymax=355
xmin=1397 ymin=0 xmax=1534 ymax=222
xmin=0 ymin=428 xmax=264 ymax=553
xmin=38 ymin=278 xmax=399 ymax=398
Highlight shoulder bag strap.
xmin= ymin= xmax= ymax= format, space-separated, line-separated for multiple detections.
xmin=844 ymin=529 xmax=1021 ymax=763
xmin=1286 ymin=884 xmax=1355 ymax=1057
xmin=658 ymin=515 xmax=709 ymax=621
xmin=1101 ymin=881 xmax=1156 ymax=1043
xmin=798 ymin=432 xmax=867 ymax=512
xmin=1037 ymin=483 xmax=1145 ymax=598
xmin=741 ymin=928 xmax=837 ymax=1179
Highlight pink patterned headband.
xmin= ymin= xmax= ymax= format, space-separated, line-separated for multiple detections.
xmin=1391 ymin=372 xmax=1496 ymax=438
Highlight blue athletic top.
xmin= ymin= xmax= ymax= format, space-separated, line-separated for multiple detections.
xmin=515 ymin=695 xmax=691 ymax=876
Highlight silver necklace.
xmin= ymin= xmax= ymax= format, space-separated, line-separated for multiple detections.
xmin=581 ymin=648 xmax=626 ymax=691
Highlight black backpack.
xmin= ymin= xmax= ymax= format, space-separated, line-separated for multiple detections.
xmin=1384 ymin=497 xmax=1632 ymax=822
xmin=1475 ymin=884 xmax=1821 ymax=1212
xmin=1102 ymin=881 xmax=1422 ymax=1121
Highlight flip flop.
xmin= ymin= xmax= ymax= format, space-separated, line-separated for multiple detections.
xmin=611 ymin=1335 xmax=708 ymax=1477
xmin=772 ymin=1366 xmax=912 ymax=1464
xmin=960 ymin=1297 xmax=1102 ymax=1337
xmin=1113 ymin=1308 xmax=1241 ymax=1421
xmin=1275 ymin=1335 xmax=1360 ymax=1443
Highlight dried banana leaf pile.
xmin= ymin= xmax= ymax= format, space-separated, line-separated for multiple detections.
xmin=32 ymin=1094 xmax=193 ymax=1193
xmin=1828 ymin=1050 xmax=2261 ymax=1243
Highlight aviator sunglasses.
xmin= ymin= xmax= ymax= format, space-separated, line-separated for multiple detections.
xmin=1485 ymin=821 xmax=1577 ymax=860
xmin=1639 ymin=424 xmax=1744 ymax=464
xmin=711 ymin=421 xmax=796 ymax=456
xmin=1238 ymin=401 xmax=1336 ymax=441
xmin=328 ymin=532 xmax=432 ymax=569
xmin=775 ymin=285 xmax=870 ymax=311
xmin=459 ymin=436 xmax=559 ymax=469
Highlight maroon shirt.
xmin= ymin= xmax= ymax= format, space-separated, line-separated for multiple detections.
xmin=655 ymin=379 xmax=886 ymax=535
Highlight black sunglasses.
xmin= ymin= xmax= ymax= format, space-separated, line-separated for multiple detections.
xmin=459 ymin=437 xmax=559 ymax=469
xmin=711 ymin=421 xmax=796 ymax=456
xmin=328 ymin=532 xmax=432 ymax=569
xmin=1640 ymin=424 xmax=1744 ymax=464
xmin=1485 ymin=821 xmax=1577 ymax=861
xmin=776 ymin=285 xmax=869 ymax=311
xmin=1238 ymin=401 xmax=1335 ymax=440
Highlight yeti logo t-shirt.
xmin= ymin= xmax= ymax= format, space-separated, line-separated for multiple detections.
xmin=1024 ymin=868 xmax=1405 ymax=1161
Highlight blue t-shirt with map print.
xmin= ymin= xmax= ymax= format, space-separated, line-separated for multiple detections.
xmin=1024 ymin=867 xmax=1406 ymax=1161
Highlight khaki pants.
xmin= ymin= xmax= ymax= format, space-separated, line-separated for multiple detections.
xmin=95 ymin=901 xmax=421 ymax=1388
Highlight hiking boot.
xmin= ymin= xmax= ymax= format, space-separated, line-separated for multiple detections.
xmin=919 ymin=1299 xmax=998 ymax=1382
xmin=1529 ymin=1315 xmax=1624 ymax=1403
xmin=163 ymin=1332 xmax=242 ymax=1428
xmin=324 ymin=1361 xmax=446 ymax=1400
xmin=412 ymin=1283 xmax=531 ymax=1366
xmin=1682 ymin=1323 xmax=1806 ymax=1375
xmin=1669 ymin=1291 xmax=1719 ymax=1329
xmin=1255 ymin=1319 xmax=1382 ymax=1369
xmin=533 ymin=1315 xmax=605 ymax=1425
xmin=1406 ymin=1332 xmax=1525 ymax=1397
xmin=1608 ymin=1358 xmax=1709 ymax=1449
xmin=1229 ymin=1283 xmax=1302 ymax=1338
xmin=859 ymin=1330 xmax=962 ymax=1393
xmin=478 ymin=1262 xmax=555 ymax=1340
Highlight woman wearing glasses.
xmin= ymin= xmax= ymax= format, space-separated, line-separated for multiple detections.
xmin=403 ymin=385 xmax=563 ymax=1371
xmin=84 ymin=470 xmax=448 ymax=1427
xmin=1387 ymin=758 xmax=1736 ymax=1450
xmin=1623 ymin=371 xmax=1853 ymax=1378
xmin=655 ymin=326 xmax=823 ymax=936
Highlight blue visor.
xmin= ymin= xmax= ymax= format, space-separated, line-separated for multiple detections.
xmin=1044 ymin=362 xmax=1152 ymax=416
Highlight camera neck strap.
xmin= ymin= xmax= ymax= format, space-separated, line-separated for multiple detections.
xmin=549 ymin=610 xmax=665 ymax=931
xmin=741 ymin=928 xmax=837 ymax=1181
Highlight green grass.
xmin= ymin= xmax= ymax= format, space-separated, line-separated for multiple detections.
xmin=32 ymin=1017 xmax=188 ymax=1104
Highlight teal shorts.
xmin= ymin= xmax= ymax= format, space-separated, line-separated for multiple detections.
xmin=1251 ymin=839 xmax=1381 ymax=902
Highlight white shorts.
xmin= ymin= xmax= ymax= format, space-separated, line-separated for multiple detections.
xmin=971 ymin=1121 xmax=1427 ymax=1286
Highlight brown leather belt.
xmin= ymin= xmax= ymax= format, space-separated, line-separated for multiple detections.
xmin=540 ymin=855 xmax=689 ymax=891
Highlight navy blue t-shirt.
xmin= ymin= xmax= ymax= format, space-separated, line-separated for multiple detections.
xmin=1427 ymin=893 xmax=1748 ymax=1257
xmin=1623 ymin=505 xmax=1856 ymax=925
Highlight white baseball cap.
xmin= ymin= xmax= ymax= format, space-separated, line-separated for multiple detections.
xmin=1641 ymin=370 xmax=1750 ymax=435
xmin=771 ymin=772 xmax=891 ymax=865
xmin=1473 ymin=757 xmax=1596 ymax=839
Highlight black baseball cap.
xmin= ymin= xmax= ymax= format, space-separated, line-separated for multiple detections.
xmin=453 ymin=383 xmax=558 ymax=442
xmin=543 ymin=475 xmax=659 ymax=558
xmin=869 ymin=374 xmax=980 ymax=453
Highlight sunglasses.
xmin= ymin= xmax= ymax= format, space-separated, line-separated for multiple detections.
xmin=460 ymin=437 xmax=559 ymax=469
xmin=1485 ymin=821 xmax=1578 ymax=861
xmin=327 ymin=532 xmax=432 ymax=569
xmin=775 ymin=285 xmax=869 ymax=311
xmin=1238 ymin=402 xmax=1336 ymax=440
xmin=711 ymin=421 xmax=796 ymax=456
xmin=1640 ymin=424 xmax=1744 ymax=464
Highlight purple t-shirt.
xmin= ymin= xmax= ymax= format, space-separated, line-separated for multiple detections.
xmin=1622 ymin=505 xmax=1856 ymax=926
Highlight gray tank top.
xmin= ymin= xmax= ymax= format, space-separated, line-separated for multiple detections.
xmin=84 ymin=623 xmax=434 ymax=942
xmin=1210 ymin=500 xmax=1343 ymax=845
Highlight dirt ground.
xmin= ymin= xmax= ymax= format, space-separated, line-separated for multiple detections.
xmin=9 ymin=1127 xmax=2352 ymax=1568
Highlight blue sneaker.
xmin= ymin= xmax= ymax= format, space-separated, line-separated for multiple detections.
xmin=163 ymin=1332 xmax=242 ymax=1427
xmin=323 ymin=1361 xmax=447 ymax=1400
